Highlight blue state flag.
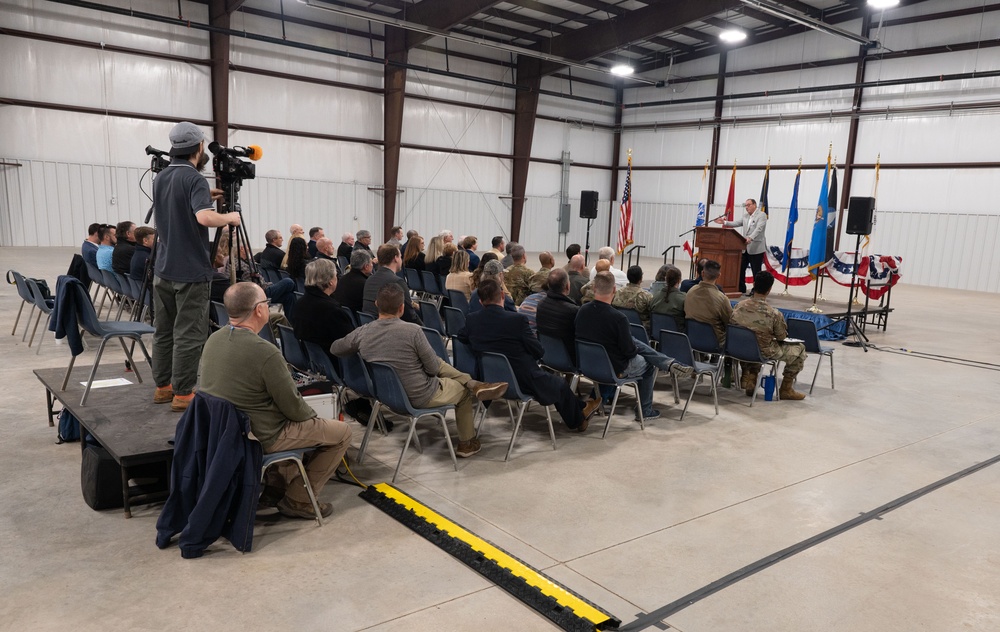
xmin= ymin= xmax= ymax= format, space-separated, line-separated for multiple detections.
xmin=808 ymin=155 xmax=832 ymax=277
xmin=782 ymin=169 xmax=801 ymax=272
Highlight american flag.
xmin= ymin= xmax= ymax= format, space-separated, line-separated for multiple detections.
xmin=617 ymin=152 xmax=633 ymax=254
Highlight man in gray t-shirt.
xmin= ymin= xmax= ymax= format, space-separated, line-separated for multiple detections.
xmin=150 ymin=121 xmax=241 ymax=412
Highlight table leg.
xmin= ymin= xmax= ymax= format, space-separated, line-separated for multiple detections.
xmin=121 ymin=463 xmax=132 ymax=519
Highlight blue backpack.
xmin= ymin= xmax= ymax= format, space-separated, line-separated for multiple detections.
xmin=57 ymin=409 xmax=80 ymax=443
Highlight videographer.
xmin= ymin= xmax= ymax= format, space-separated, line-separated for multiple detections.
xmin=151 ymin=122 xmax=241 ymax=412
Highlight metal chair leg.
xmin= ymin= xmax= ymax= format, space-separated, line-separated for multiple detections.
xmin=633 ymin=383 xmax=645 ymax=430
xmin=544 ymin=406 xmax=556 ymax=451
xmin=21 ymin=305 xmax=37 ymax=341
xmin=602 ymin=386 xmax=622 ymax=439
xmin=118 ymin=338 xmax=143 ymax=383
xmin=81 ymin=338 xmax=111 ymax=405
xmin=438 ymin=413 xmax=458 ymax=471
xmin=290 ymin=458 xmax=324 ymax=527
xmin=11 ymin=300 xmax=26 ymax=336
xmin=391 ymin=418 xmax=419 ymax=484
xmin=504 ymin=401 xmax=527 ymax=462
xmin=357 ymin=401 xmax=382 ymax=464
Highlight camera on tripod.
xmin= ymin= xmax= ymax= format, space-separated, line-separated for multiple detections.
xmin=145 ymin=145 xmax=170 ymax=173
xmin=209 ymin=142 xmax=261 ymax=184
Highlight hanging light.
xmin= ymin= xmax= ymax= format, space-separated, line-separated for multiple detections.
xmin=867 ymin=0 xmax=900 ymax=7
xmin=610 ymin=63 xmax=635 ymax=76
xmin=719 ymin=28 xmax=747 ymax=43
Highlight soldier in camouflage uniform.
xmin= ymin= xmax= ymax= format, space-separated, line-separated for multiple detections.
xmin=731 ymin=271 xmax=807 ymax=400
xmin=578 ymin=259 xmax=611 ymax=304
xmin=504 ymin=243 xmax=535 ymax=306
xmin=611 ymin=265 xmax=652 ymax=330
xmin=528 ymin=251 xmax=555 ymax=294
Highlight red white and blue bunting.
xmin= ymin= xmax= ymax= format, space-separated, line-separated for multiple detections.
xmin=759 ymin=247 xmax=902 ymax=300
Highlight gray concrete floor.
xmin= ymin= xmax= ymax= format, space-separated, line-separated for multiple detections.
xmin=2 ymin=247 xmax=999 ymax=632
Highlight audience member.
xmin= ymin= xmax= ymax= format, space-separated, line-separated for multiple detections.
xmin=314 ymin=237 xmax=337 ymax=264
xmin=387 ymin=226 xmax=404 ymax=247
xmin=684 ymin=259 xmax=732 ymax=346
xmin=337 ymin=232 xmax=355 ymax=261
xmin=256 ymin=229 xmax=285 ymax=269
xmin=562 ymin=243 xmax=590 ymax=277
xmin=82 ymin=222 xmax=101 ymax=266
xmin=439 ymin=229 xmax=454 ymax=245
xmin=400 ymin=229 xmax=418 ymax=256
xmin=578 ymin=259 xmax=611 ymax=304
xmin=308 ymin=226 xmax=324 ymax=258
xmin=680 ymin=258 xmax=707 ymax=293
xmin=331 ymin=283 xmax=507 ymax=458
xmin=289 ymin=224 xmax=305 ymax=241
xmin=612 ymin=265 xmax=652 ymax=330
xmin=461 ymin=235 xmax=480 ymax=271
xmin=589 ymin=246 xmax=628 ymax=287
xmin=528 ymin=252 xmax=554 ymax=294
xmin=402 ymin=235 xmax=426 ymax=271
xmin=293 ymin=259 xmax=354 ymax=357
xmin=425 ymin=235 xmax=445 ymax=270
xmin=363 ymin=244 xmax=421 ymax=324
xmin=354 ymin=229 xmax=373 ymax=254
xmin=111 ymin=221 xmax=137 ymax=275
xmin=334 ymin=249 xmax=372 ymax=312
xmin=284 ymin=236 xmax=310 ymax=281
xmin=536 ymin=268 xmax=579 ymax=362
xmin=471 ymin=252 xmax=498 ymax=288
xmin=214 ymin=230 xmax=230 ymax=271
xmin=199 ymin=281 xmax=351 ymax=519
xmin=650 ymin=264 xmax=686 ymax=331
xmin=129 ymin=226 xmax=156 ymax=282
xmin=731 ymin=271 xmax=807 ymax=400
xmin=461 ymin=279 xmax=599 ymax=432
xmin=516 ymin=284 xmax=547 ymax=334
xmin=430 ymin=242 xmax=456 ymax=276
xmin=96 ymin=224 xmax=117 ymax=271
xmin=469 ymin=260 xmax=515 ymax=313
xmin=446 ymin=250 xmax=474 ymax=299
xmin=504 ymin=243 xmax=534 ymax=305
xmin=489 ymin=235 xmax=506 ymax=258
xmin=567 ymin=254 xmax=589 ymax=304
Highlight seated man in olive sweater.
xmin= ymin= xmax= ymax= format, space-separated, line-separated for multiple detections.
xmin=199 ymin=281 xmax=352 ymax=520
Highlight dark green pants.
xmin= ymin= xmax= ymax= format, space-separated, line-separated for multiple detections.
xmin=152 ymin=277 xmax=210 ymax=395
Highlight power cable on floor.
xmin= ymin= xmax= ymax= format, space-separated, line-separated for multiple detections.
xmin=868 ymin=344 xmax=1000 ymax=371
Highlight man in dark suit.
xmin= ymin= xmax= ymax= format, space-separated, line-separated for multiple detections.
xmin=536 ymin=268 xmax=579 ymax=362
xmin=307 ymin=226 xmax=324 ymax=259
xmin=362 ymin=244 xmax=421 ymax=325
xmin=333 ymin=249 xmax=372 ymax=313
xmin=255 ymin=229 xmax=285 ymax=270
xmin=460 ymin=279 xmax=599 ymax=432
xmin=337 ymin=232 xmax=355 ymax=261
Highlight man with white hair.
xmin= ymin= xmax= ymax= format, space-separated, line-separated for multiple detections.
xmin=439 ymin=229 xmax=454 ymax=245
xmin=337 ymin=232 xmax=355 ymax=261
xmin=289 ymin=224 xmax=305 ymax=240
xmin=589 ymin=246 xmax=628 ymax=287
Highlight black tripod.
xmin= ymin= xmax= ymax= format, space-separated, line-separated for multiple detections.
xmin=836 ymin=233 xmax=870 ymax=351
xmin=210 ymin=177 xmax=259 ymax=287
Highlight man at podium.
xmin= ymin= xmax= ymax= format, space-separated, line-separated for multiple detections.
xmin=715 ymin=198 xmax=767 ymax=295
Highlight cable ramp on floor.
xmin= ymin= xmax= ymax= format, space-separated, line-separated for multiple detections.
xmin=360 ymin=482 xmax=621 ymax=631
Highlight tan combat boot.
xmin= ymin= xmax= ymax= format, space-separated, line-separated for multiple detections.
xmin=779 ymin=373 xmax=806 ymax=400
xmin=742 ymin=371 xmax=759 ymax=396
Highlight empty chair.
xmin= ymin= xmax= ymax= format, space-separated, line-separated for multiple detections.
xmin=418 ymin=301 xmax=446 ymax=336
xmin=479 ymin=352 xmax=556 ymax=461
xmin=276 ymin=324 xmax=310 ymax=370
xmin=442 ymin=305 xmax=466 ymax=338
xmin=368 ymin=361 xmax=457 ymax=483
xmin=629 ymin=322 xmax=649 ymax=346
xmin=8 ymin=270 xmax=38 ymax=339
xmin=99 ymin=269 xmax=127 ymax=320
xmin=420 ymin=270 xmax=441 ymax=298
xmin=659 ymin=329 xmax=721 ymax=420
xmin=575 ymin=340 xmax=646 ymax=439
xmin=538 ymin=334 xmax=580 ymax=392
xmin=404 ymin=268 xmax=424 ymax=297
xmin=724 ymin=324 xmax=779 ymax=407
xmin=357 ymin=311 xmax=376 ymax=325
xmin=787 ymin=317 xmax=834 ymax=395
xmin=447 ymin=290 xmax=470 ymax=314
xmin=24 ymin=278 xmax=54 ymax=354
xmin=113 ymin=272 xmax=138 ymax=319
xmin=302 ymin=340 xmax=346 ymax=419
xmin=650 ymin=312 xmax=680 ymax=337
xmin=616 ymin=307 xmax=643 ymax=328
xmin=53 ymin=276 xmax=154 ymax=406
xmin=421 ymin=326 xmax=449 ymax=364
xmin=686 ymin=319 xmax=723 ymax=356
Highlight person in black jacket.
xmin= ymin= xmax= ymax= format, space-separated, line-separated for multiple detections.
xmin=337 ymin=231 xmax=355 ymax=261
xmin=255 ymin=229 xmax=285 ymax=270
xmin=111 ymin=220 xmax=137 ymax=275
xmin=460 ymin=279 xmax=599 ymax=431
xmin=129 ymin=226 xmax=156 ymax=282
xmin=535 ymin=268 xmax=579 ymax=362
xmin=362 ymin=244 xmax=421 ymax=324
xmin=333 ymin=249 xmax=372 ymax=313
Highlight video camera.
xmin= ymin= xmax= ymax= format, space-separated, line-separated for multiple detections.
xmin=209 ymin=141 xmax=261 ymax=184
xmin=144 ymin=145 xmax=170 ymax=173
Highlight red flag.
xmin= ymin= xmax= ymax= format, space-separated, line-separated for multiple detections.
xmin=683 ymin=240 xmax=693 ymax=258
xmin=724 ymin=163 xmax=737 ymax=221
xmin=617 ymin=152 xmax=634 ymax=254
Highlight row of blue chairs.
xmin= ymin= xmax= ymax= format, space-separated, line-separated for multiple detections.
xmin=8 ymin=270 xmax=55 ymax=354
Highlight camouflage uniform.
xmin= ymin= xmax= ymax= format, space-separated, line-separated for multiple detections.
xmin=528 ymin=266 xmax=553 ymax=294
xmin=611 ymin=283 xmax=652 ymax=329
xmin=505 ymin=263 xmax=535 ymax=306
xmin=578 ymin=280 xmax=595 ymax=304
xmin=731 ymin=296 xmax=807 ymax=395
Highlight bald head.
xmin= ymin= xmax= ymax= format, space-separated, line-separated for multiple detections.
xmin=316 ymin=237 xmax=334 ymax=256
xmin=569 ymin=254 xmax=585 ymax=272
xmin=538 ymin=251 xmax=554 ymax=268
xmin=289 ymin=224 xmax=304 ymax=238
xmin=224 ymin=281 xmax=266 ymax=325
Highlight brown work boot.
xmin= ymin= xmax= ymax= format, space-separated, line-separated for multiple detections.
xmin=171 ymin=392 xmax=196 ymax=412
xmin=779 ymin=375 xmax=806 ymax=400
xmin=153 ymin=385 xmax=174 ymax=404
xmin=470 ymin=381 xmax=508 ymax=401
xmin=578 ymin=398 xmax=601 ymax=432
xmin=277 ymin=497 xmax=333 ymax=519
xmin=455 ymin=437 xmax=482 ymax=458
xmin=743 ymin=372 xmax=759 ymax=396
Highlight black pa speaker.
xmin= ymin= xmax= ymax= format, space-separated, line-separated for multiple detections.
xmin=580 ymin=190 xmax=599 ymax=219
xmin=846 ymin=197 xmax=876 ymax=235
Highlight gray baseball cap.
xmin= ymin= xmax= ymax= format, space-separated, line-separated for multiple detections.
xmin=168 ymin=121 xmax=205 ymax=156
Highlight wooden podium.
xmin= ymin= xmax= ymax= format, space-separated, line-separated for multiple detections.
xmin=694 ymin=226 xmax=745 ymax=297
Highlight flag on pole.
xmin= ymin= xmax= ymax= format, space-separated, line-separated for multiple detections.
xmin=782 ymin=164 xmax=801 ymax=273
xmin=825 ymin=160 xmax=838 ymax=263
xmin=695 ymin=162 xmax=708 ymax=227
xmin=858 ymin=154 xmax=881 ymax=278
xmin=807 ymin=148 xmax=832 ymax=277
xmin=724 ymin=163 xmax=737 ymax=221
xmin=617 ymin=150 xmax=633 ymax=255
xmin=759 ymin=161 xmax=770 ymax=217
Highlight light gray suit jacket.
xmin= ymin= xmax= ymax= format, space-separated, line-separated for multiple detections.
xmin=725 ymin=212 xmax=768 ymax=255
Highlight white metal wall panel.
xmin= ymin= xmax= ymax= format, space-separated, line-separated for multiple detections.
xmin=878 ymin=11 xmax=1000 ymax=50
xmin=537 ymin=79 xmax=617 ymax=125
xmin=531 ymin=119 xmax=615 ymax=163
xmin=620 ymin=128 xmax=714 ymax=167
xmin=863 ymin=53 xmax=1000 ymax=110
xmin=727 ymin=26 xmax=859 ymax=71
xmin=406 ymin=49 xmax=516 ymax=108
xmin=628 ymin=169 xmax=705 ymax=206
xmin=723 ymin=66 xmax=857 ymax=118
xmin=717 ymin=122 xmax=851 ymax=166
xmin=229 ymin=31 xmax=382 ymax=89
xmin=401 ymin=99 xmax=512 ymax=156
xmin=230 ymin=71 xmax=383 ymax=140
xmin=394 ymin=186 xmax=511 ymax=248
xmin=397 ymin=149 xmax=509 ymax=195
xmin=0 ymin=0 xmax=209 ymax=58
xmin=855 ymin=113 xmax=1000 ymax=165
xmin=847 ymin=166 xmax=1000 ymax=217
xmin=225 ymin=128 xmax=380 ymax=182
xmin=517 ymin=194 xmax=611 ymax=254
xmin=623 ymin=78 xmax=719 ymax=124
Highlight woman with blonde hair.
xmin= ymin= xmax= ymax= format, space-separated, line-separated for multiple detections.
xmin=425 ymin=235 xmax=445 ymax=266
xmin=446 ymin=249 xmax=474 ymax=299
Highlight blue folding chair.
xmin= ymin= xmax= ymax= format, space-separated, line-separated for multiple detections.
xmin=629 ymin=322 xmax=650 ymax=346
xmin=479 ymin=352 xmax=556 ymax=461
xmin=616 ymin=307 xmax=643 ymax=328
xmin=724 ymin=324 xmax=779 ymax=407
xmin=8 ymin=270 xmax=38 ymax=339
xmin=339 ymin=305 xmax=359 ymax=328
xmin=258 ymin=321 xmax=277 ymax=346
xmin=442 ymin=305 xmax=466 ymax=337
xmin=538 ymin=334 xmax=580 ymax=392
xmin=56 ymin=277 xmax=154 ymax=405
xmin=659 ymin=329 xmax=721 ymax=420
xmin=418 ymin=301 xmax=446 ymax=336
xmin=422 ymin=326 xmax=449 ymax=364
xmin=447 ymin=290 xmax=470 ymax=314
xmin=420 ymin=270 xmax=441 ymax=298
xmin=451 ymin=336 xmax=486 ymax=428
xmin=787 ymin=317 xmax=834 ymax=395
xmin=24 ymin=278 xmax=54 ymax=354
xmin=404 ymin=268 xmax=424 ymax=297
xmin=261 ymin=449 xmax=326 ymax=526
xmin=357 ymin=311 xmax=376 ymax=325
xmin=342 ymin=353 xmax=389 ymax=463
xmin=650 ymin=312 xmax=680 ymax=338
xmin=368 ymin=362 xmax=458 ymax=483
xmin=686 ymin=319 xmax=723 ymax=356
xmin=303 ymin=340 xmax=346 ymax=419
xmin=276 ymin=324 xmax=310 ymax=370
xmin=211 ymin=301 xmax=229 ymax=329
xmin=337 ymin=256 xmax=350 ymax=274
xmin=575 ymin=340 xmax=646 ymax=438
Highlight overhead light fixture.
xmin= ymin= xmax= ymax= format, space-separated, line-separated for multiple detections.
xmin=610 ymin=63 xmax=634 ymax=76
xmin=719 ymin=28 xmax=748 ymax=43
xmin=867 ymin=0 xmax=900 ymax=7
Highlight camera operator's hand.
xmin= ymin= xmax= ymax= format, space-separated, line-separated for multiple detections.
xmin=228 ymin=214 xmax=242 ymax=227
xmin=210 ymin=188 xmax=225 ymax=201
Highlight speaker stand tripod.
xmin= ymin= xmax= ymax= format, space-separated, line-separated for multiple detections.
xmin=837 ymin=233 xmax=870 ymax=351
xmin=583 ymin=217 xmax=593 ymax=266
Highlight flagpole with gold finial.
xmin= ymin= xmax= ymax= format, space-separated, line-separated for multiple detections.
xmin=781 ymin=156 xmax=802 ymax=297
xmin=818 ymin=153 xmax=837 ymax=303
xmin=807 ymin=143 xmax=833 ymax=313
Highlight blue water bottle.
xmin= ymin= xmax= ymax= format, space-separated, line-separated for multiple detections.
xmin=763 ymin=375 xmax=776 ymax=401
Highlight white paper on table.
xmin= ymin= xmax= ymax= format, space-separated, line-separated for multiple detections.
xmin=80 ymin=378 xmax=134 ymax=389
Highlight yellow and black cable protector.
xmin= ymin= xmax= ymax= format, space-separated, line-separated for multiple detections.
xmin=360 ymin=483 xmax=620 ymax=632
